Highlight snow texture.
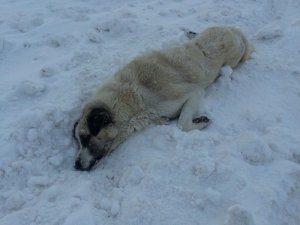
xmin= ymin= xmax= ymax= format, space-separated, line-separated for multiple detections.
xmin=0 ymin=0 xmax=300 ymax=225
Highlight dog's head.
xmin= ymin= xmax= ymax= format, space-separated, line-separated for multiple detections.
xmin=73 ymin=103 xmax=119 ymax=171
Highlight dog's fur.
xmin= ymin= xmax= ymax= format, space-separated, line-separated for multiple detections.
xmin=73 ymin=26 xmax=253 ymax=171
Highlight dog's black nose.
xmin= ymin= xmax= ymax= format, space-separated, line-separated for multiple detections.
xmin=74 ymin=158 xmax=95 ymax=171
xmin=74 ymin=159 xmax=83 ymax=171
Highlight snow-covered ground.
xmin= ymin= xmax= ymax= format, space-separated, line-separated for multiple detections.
xmin=1 ymin=0 xmax=300 ymax=224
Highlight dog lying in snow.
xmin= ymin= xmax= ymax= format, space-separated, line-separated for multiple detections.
xmin=73 ymin=26 xmax=253 ymax=171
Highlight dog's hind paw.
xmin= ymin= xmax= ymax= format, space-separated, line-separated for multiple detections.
xmin=155 ymin=116 xmax=170 ymax=125
xmin=186 ymin=31 xmax=198 ymax=39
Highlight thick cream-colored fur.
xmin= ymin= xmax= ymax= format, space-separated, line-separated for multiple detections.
xmin=76 ymin=26 xmax=253 ymax=169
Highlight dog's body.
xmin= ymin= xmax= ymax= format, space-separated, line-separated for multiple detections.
xmin=74 ymin=27 xmax=253 ymax=170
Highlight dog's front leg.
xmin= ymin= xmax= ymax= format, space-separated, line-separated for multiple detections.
xmin=128 ymin=110 xmax=169 ymax=132
xmin=177 ymin=90 xmax=211 ymax=131
xmin=109 ymin=110 xmax=166 ymax=154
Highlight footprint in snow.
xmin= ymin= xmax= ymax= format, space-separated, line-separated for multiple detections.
xmin=236 ymin=134 xmax=273 ymax=166
xmin=224 ymin=205 xmax=255 ymax=225
xmin=40 ymin=66 xmax=57 ymax=77
xmin=20 ymin=80 xmax=46 ymax=96
xmin=255 ymin=25 xmax=283 ymax=42
xmin=99 ymin=198 xmax=121 ymax=217
xmin=9 ymin=16 xmax=44 ymax=33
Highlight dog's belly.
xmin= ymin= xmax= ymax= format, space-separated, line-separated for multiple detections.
xmin=145 ymin=92 xmax=191 ymax=118
xmin=155 ymin=100 xmax=186 ymax=118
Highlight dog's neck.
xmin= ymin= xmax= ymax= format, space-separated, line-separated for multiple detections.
xmin=95 ymin=84 xmax=146 ymax=123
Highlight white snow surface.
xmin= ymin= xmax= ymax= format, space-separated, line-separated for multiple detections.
xmin=1 ymin=0 xmax=300 ymax=225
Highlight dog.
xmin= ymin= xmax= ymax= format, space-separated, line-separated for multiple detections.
xmin=73 ymin=26 xmax=253 ymax=171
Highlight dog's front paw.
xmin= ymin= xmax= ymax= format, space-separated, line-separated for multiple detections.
xmin=178 ymin=115 xmax=211 ymax=131
xmin=192 ymin=116 xmax=211 ymax=130
xmin=186 ymin=31 xmax=198 ymax=39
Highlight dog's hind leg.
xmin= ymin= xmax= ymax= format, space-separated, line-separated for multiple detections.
xmin=177 ymin=90 xmax=211 ymax=131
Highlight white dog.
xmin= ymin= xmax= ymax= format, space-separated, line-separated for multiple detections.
xmin=73 ymin=26 xmax=253 ymax=171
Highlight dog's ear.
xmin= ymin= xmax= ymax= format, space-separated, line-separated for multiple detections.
xmin=72 ymin=120 xmax=79 ymax=140
xmin=87 ymin=108 xmax=112 ymax=136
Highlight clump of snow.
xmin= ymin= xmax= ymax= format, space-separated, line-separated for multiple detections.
xmin=110 ymin=200 xmax=121 ymax=216
xmin=27 ymin=128 xmax=39 ymax=142
xmin=40 ymin=67 xmax=57 ymax=77
xmin=204 ymin=187 xmax=222 ymax=205
xmin=28 ymin=176 xmax=52 ymax=187
xmin=20 ymin=80 xmax=46 ymax=96
xmin=192 ymin=156 xmax=216 ymax=178
xmin=4 ymin=191 xmax=26 ymax=211
xmin=119 ymin=166 xmax=145 ymax=187
xmin=63 ymin=207 xmax=95 ymax=225
xmin=237 ymin=133 xmax=273 ymax=166
xmin=255 ymin=24 xmax=283 ymax=42
xmin=224 ymin=205 xmax=255 ymax=225
xmin=220 ymin=65 xmax=233 ymax=77
xmin=1 ymin=0 xmax=300 ymax=225
xmin=9 ymin=15 xmax=44 ymax=33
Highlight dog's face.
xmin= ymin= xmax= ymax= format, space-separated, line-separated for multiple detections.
xmin=73 ymin=105 xmax=118 ymax=171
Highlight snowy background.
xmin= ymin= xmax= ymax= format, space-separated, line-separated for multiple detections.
xmin=0 ymin=0 xmax=300 ymax=224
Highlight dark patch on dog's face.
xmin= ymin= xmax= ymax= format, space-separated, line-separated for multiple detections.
xmin=87 ymin=108 xmax=112 ymax=136
xmin=79 ymin=134 xmax=90 ymax=147
xmin=73 ymin=106 xmax=117 ymax=171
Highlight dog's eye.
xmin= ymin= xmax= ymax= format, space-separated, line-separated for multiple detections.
xmin=103 ymin=118 xmax=109 ymax=125
xmin=80 ymin=135 xmax=90 ymax=147
xmin=88 ymin=115 xmax=102 ymax=136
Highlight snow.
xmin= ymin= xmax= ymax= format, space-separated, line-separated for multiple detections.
xmin=220 ymin=65 xmax=233 ymax=77
xmin=0 ymin=0 xmax=300 ymax=225
xmin=224 ymin=205 xmax=255 ymax=225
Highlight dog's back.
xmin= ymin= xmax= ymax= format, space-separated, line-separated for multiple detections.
xmin=107 ymin=27 xmax=252 ymax=116
xmin=94 ymin=27 xmax=253 ymax=119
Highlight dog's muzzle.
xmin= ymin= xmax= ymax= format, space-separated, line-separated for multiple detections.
xmin=74 ymin=152 xmax=105 ymax=171
xmin=74 ymin=158 xmax=96 ymax=171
